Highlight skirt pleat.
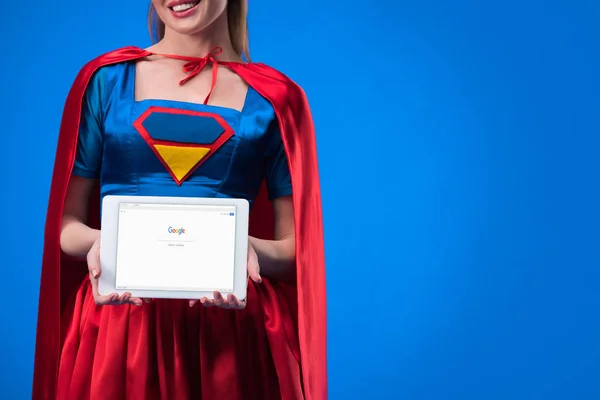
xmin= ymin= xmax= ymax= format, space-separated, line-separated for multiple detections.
xmin=56 ymin=276 xmax=302 ymax=400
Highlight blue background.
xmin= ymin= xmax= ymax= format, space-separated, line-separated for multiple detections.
xmin=1 ymin=0 xmax=598 ymax=399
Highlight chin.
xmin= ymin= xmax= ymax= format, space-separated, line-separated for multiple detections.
xmin=166 ymin=20 xmax=207 ymax=36
xmin=156 ymin=0 xmax=226 ymax=35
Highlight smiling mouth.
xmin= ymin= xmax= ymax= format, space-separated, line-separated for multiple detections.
xmin=169 ymin=0 xmax=200 ymax=13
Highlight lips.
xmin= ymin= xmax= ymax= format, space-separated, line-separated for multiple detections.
xmin=167 ymin=0 xmax=200 ymax=13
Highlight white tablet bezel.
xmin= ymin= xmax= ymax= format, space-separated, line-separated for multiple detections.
xmin=98 ymin=195 xmax=250 ymax=301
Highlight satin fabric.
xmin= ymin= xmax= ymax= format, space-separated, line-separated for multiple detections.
xmin=33 ymin=47 xmax=327 ymax=400
xmin=73 ymin=62 xmax=292 ymax=204
xmin=57 ymin=61 xmax=297 ymax=399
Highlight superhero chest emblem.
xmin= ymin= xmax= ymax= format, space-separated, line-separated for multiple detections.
xmin=133 ymin=106 xmax=234 ymax=185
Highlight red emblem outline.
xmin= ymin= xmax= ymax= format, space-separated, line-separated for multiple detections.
xmin=133 ymin=106 xmax=234 ymax=185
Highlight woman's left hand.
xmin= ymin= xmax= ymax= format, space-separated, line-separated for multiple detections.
xmin=189 ymin=239 xmax=262 ymax=309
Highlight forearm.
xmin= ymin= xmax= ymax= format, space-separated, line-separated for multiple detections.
xmin=60 ymin=214 xmax=100 ymax=257
xmin=249 ymin=235 xmax=296 ymax=282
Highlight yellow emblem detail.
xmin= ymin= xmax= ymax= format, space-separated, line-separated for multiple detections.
xmin=153 ymin=145 xmax=211 ymax=182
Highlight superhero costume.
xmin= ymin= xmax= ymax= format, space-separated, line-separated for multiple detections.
xmin=32 ymin=47 xmax=327 ymax=400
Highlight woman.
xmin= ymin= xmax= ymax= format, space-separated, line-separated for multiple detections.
xmin=32 ymin=1 xmax=327 ymax=399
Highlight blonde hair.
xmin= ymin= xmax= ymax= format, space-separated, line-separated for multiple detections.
xmin=148 ymin=0 xmax=251 ymax=61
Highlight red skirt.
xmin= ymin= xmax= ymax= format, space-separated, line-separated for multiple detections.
xmin=56 ymin=276 xmax=303 ymax=399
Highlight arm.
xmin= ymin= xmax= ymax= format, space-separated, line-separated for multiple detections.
xmin=62 ymin=175 xmax=140 ymax=306
xmin=195 ymin=119 xmax=295 ymax=308
xmin=61 ymin=67 xmax=105 ymax=257
xmin=59 ymin=67 xmax=140 ymax=306
xmin=250 ymin=195 xmax=296 ymax=282
xmin=199 ymin=196 xmax=296 ymax=308
xmin=248 ymin=116 xmax=296 ymax=283
xmin=60 ymin=176 xmax=100 ymax=257
xmin=61 ymin=176 xmax=139 ymax=306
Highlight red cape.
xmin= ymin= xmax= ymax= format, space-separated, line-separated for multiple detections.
xmin=33 ymin=47 xmax=327 ymax=400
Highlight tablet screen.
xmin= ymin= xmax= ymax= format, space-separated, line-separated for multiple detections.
xmin=114 ymin=202 xmax=237 ymax=293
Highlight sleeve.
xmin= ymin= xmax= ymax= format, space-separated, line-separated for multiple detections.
xmin=72 ymin=69 xmax=105 ymax=179
xmin=264 ymin=119 xmax=293 ymax=200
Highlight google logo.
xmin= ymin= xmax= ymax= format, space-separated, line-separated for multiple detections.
xmin=168 ymin=226 xmax=186 ymax=235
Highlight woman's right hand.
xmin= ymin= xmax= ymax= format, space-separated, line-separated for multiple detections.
xmin=87 ymin=236 xmax=143 ymax=306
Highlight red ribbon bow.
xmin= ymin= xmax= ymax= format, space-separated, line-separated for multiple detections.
xmin=154 ymin=46 xmax=224 ymax=105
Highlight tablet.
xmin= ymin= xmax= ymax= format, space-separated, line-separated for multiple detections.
xmin=98 ymin=195 xmax=250 ymax=301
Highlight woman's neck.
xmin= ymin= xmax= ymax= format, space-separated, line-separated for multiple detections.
xmin=153 ymin=13 xmax=240 ymax=61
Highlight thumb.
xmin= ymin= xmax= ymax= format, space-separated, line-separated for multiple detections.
xmin=87 ymin=242 xmax=101 ymax=279
xmin=248 ymin=258 xmax=262 ymax=283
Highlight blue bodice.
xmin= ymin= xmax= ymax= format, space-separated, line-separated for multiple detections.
xmin=73 ymin=62 xmax=292 ymax=203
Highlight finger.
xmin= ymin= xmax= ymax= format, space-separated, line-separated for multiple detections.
xmin=88 ymin=270 xmax=115 ymax=305
xmin=129 ymin=297 xmax=144 ymax=306
xmin=87 ymin=244 xmax=102 ymax=280
xmin=87 ymin=241 xmax=113 ymax=304
xmin=119 ymin=292 xmax=131 ymax=303
xmin=227 ymin=294 xmax=236 ymax=307
xmin=201 ymin=297 xmax=215 ymax=307
xmin=91 ymin=288 xmax=115 ymax=305
xmin=248 ymin=264 xmax=262 ymax=284
xmin=247 ymin=254 xmax=262 ymax=284
xmin=95 ymin=292 xmax=119 ymax=306
xmin=213 ymin=292 xmax=225 ymax=307
xmin=189 ymin=299 xmax=199 ymax=307
xmin=249 ymin=273 xmax=262 ymax=284
xmin=117 ymin=292 xmax=142 ymax=307
xmin=227 ymin=294 xmax=245 ymax=309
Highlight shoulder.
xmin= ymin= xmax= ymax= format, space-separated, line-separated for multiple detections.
xmin=89 ymin=62 xmax=128 ymax=85
xmin=83 ymin=46 xmax=148 ymax=70
xmin=79 ymin=63 xmax=129 ymax=108
xmin=243 ymin=62 xmax=310 ymax=109
xmin=245 ymin=63 xmax=305 ymax=91
xmin=72 ymin=46 xmax=145 ymax=97
xmin=72 ymin=46 xmax=147 ymax=89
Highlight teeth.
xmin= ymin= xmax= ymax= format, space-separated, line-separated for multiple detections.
xmin=172 ymin=3 xmax=197 ymax=12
